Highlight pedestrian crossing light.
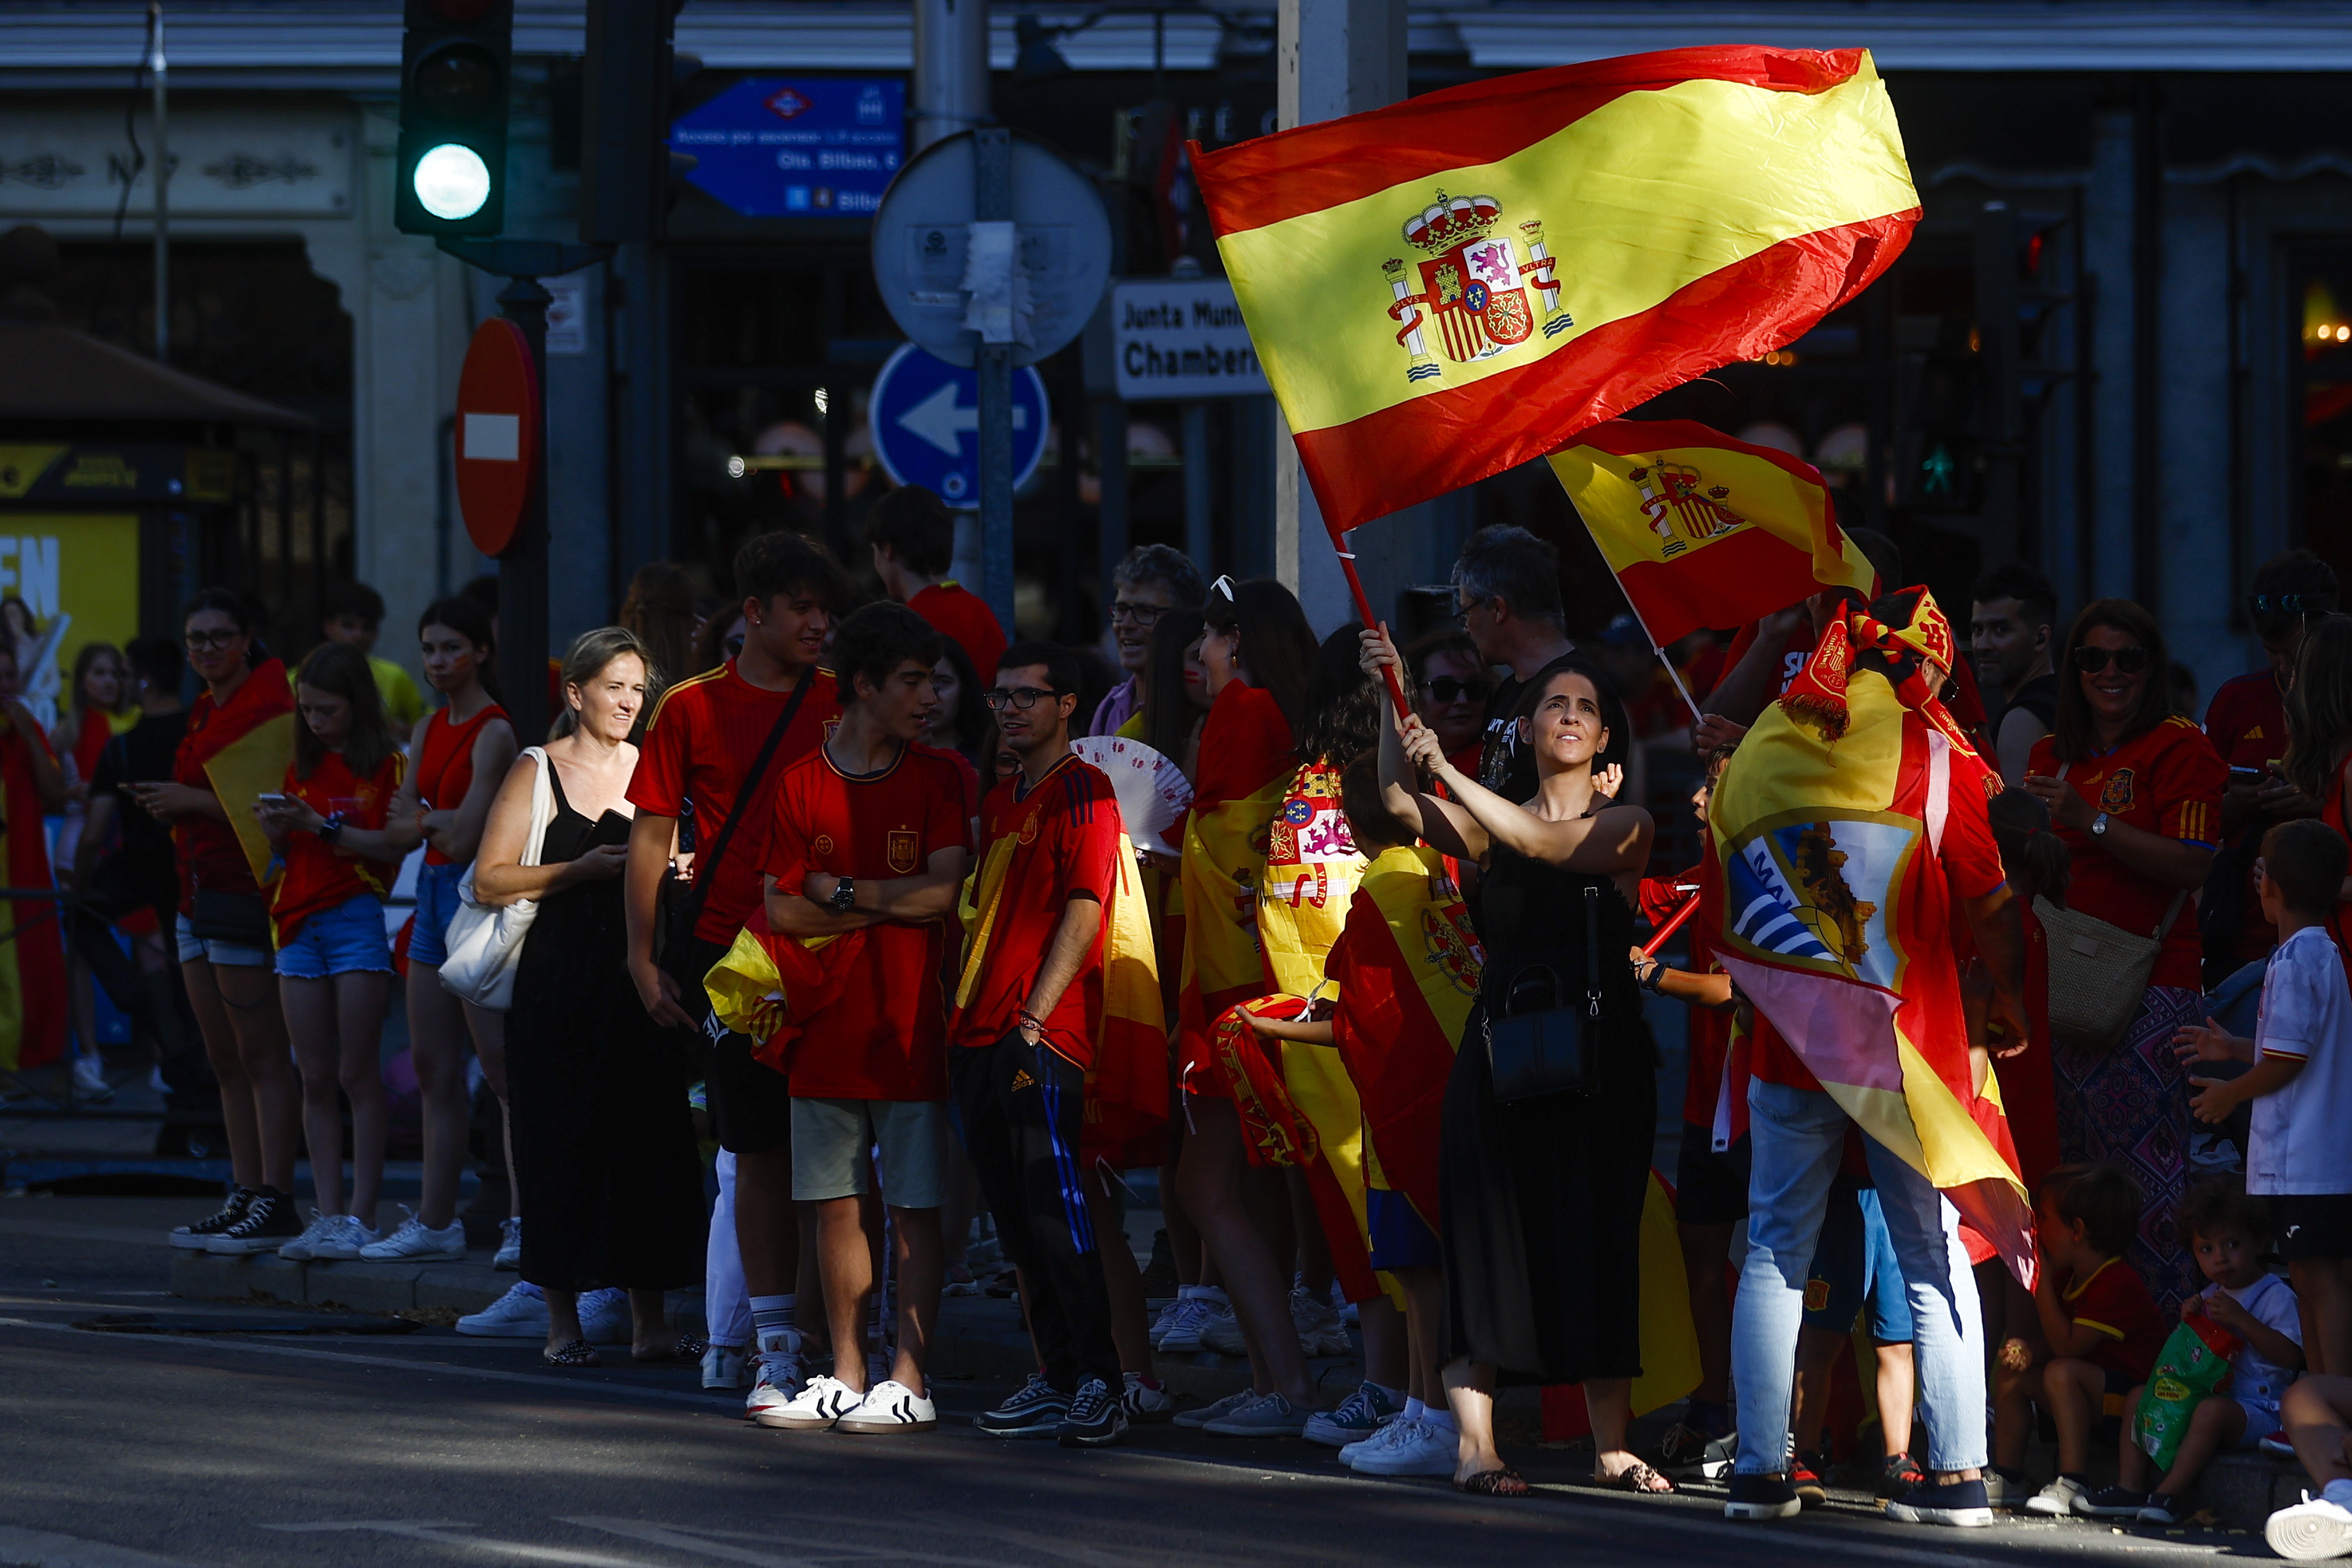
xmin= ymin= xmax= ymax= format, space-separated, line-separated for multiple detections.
xmin=395 ymin=0 xmax=512 ymax=236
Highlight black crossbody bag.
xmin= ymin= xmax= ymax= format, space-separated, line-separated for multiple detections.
xmin=1483 ymin=881 xmax=1605 ymax=1103
xmin=657 ymin=663 xmax=817 ymax=998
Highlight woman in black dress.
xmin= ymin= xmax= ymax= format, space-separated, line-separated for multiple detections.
xmin=1364 ymin=631 xmax=1664 ymax=1498
xmin=474 ymin=628 xmax=707 ymax=1366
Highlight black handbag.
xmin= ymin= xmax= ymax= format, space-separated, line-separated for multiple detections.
xmin=1483 ymin=882 xmax=1606 ymax=1103
xmin=187 ymin=886 xmax=271 ymax=949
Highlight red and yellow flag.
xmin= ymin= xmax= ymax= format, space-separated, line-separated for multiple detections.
xmin=1549 ymin=419 xmax=1875 ymax=645
xmin=1192 ymin=46 xmax=1917 ymax=534
xmin=0 ymin=724 xmax=62 ymax=1071
xmin=1176 ymin=684 xmax=1295 ymax=1077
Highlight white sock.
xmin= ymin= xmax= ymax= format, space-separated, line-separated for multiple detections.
xmin=2324 ymin=1478 xmax=2352 ymax=1509
xmin=1401 ymin=1397 xmax=1426 ymax=1423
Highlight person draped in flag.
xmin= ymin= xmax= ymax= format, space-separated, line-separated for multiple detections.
xmin=1710 ymin=586 xmax=2029 ymax=1530
xmin=1170 ymin=577 xmax=1329 ymax=1435
xmin=1362 ymin=629 xmax=1668 ymax=1500
xmin=956 ymin=641 xmax=1159 ymax=1447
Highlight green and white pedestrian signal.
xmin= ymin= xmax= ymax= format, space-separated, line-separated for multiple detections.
xmin=396 ymin=0 xmax=512 ymax=236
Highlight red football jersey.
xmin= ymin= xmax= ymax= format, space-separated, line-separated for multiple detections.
xmin=2065 ymin=1255 xmax=2169 ymax=1383
xmin=909 ymin=582 xmax=1008 ymax=692
xmin=628 ymin=661 xmax=842 ymax=945
xmin=270 ymin=750 xmax=402 ymax=944
xmin=765 ymin=741 xmax=971 ymax=1100
xmin=953 ymin=755 xmax=1123 ymax=1063
xmin=2027 ymin=717 xmax=2225 ymax=993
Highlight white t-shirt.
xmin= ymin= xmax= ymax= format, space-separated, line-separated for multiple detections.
xmin=2248 ymin=925 xmax=2352 ymax=1196
xmin=2203 ymin=1271 xmax=2303 ymax=1411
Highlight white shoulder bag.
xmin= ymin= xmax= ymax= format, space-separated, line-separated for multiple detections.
xmin=437 ymin=746 xmax=554 ymax=1011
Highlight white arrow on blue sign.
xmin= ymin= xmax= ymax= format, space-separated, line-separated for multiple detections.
xmin=868 ymin=344 xmax=1049 ymax=507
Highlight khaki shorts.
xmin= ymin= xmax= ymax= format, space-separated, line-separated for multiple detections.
xmin=789 ymin=1097 xmax=948 ymax=1208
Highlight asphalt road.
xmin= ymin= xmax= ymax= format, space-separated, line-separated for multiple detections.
xmin=0 ymin=1198 xmax=2277 ymax=1568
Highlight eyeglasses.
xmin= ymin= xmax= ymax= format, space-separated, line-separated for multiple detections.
xmin=2071 ymin=645 xmax=2152 ymax=676
xmin=1108 ymin=600 xmax=1168 ymax=628
xmin=1424 ymin=676 xmax=1492 ymax=703
xmin=184 ymin=629 xmax=240 ymax=652
xmin=984 ymin=686 xmax=1062 ymax=711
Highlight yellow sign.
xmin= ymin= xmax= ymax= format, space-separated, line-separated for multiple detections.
xmin=0 ymin=447 xmax=68 ymax=501
xmin=0 ymin=514 xmax=141 ymax=687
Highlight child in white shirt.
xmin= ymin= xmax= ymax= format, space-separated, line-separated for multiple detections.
xmin=2178 ymin=817 xmax=2352 ymax=1378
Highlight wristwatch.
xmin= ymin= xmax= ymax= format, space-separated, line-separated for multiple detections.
xmin=2090 ymin=811 xmax=2111 ymax=838
xmin=827 ymin=876 xmax=856 ymax=913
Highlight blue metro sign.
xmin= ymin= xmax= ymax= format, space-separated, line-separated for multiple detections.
xmin=671 ymin=78 xmax=905 ymax=218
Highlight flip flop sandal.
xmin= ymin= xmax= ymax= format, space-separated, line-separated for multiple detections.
xmin=1455 ymin=1467 xmax=1531 ymax=1498
xmin=632 ymin=1333 xmax=710 ymax=1364
xmin=1603 ymin=1461 xmax=1676 ymax=1494
xmin=543 ymin=1339 xmax=602 ymax=1368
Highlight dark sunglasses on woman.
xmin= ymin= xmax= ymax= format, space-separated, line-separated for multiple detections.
xmin=1425 ymin=676 xmax=1492 ymax=703
xmin=2071 ymin=645 xmax=2151 ymax=676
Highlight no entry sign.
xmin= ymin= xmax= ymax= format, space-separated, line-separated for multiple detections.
xmin=455 ymin=317 xmax=539 ymax=557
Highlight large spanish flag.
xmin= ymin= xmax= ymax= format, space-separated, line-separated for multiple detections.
xmin=1192 ymin=47 xmax=1917 ymax=533
xmin=1709 ymin=594 xmax=2033 ymax=1285
xmin=1549 ymin=419 xmax=1875 ymax=645
xmin=0 ymin=722 xmax=63 ymax=1072
xmin=1175 ymin=684 xmax=1293 ymax=1081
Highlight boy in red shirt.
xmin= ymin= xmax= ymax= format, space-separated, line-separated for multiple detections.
xmin=1990 ymin=1163 xmax=2166 ymax=1514
xmin=866 ymin=485 xmax=1007 ymax=683
xmin=953 ymin=641 xmax=1131 ymax=1447
xmin=758 ymin=602 xmax=971 ymax=1435
xmin=623 ymin=530 xmax=844 ymax=1417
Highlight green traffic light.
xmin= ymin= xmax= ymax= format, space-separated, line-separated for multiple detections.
xmin=414 ymin=143 xmax=492 ymax=220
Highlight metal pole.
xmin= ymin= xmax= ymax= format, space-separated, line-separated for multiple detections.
xmin=497 ymin=272 xmax=554 ymax=747
xmin=149 ymin=0 xmax=167 ymax=366
xmin=911 ymin=0 xmax=989 ymax=155
xmin=974 ymin=126 xmax=1015 ymax=632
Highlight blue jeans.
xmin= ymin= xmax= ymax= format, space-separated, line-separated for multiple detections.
xmin=1732 ymin=1079 xmax=1985 ymax=1475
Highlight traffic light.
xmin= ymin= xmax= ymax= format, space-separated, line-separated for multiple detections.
xmin=580 ymin=0 xmax=699 ymax=246
xmin=395 ymin=0 xmax=512 ymax=236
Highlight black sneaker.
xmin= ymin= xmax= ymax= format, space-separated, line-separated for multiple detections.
xmin=1883 ymin=1476 xmax=1994 ymax=1528
xmin=171 ymin=1187 xmax=254 ymax=1251
xmin=2076 ymin=1484 xmax=2152 ymax=1520
xmin=975 ymin=1371 xmax=1069 ymax=1438
xmin=1792 ymin=1454 xmax=1828 ymax=1508
xmin=204 ymin=1188 xmax=300 ymax=1255
xmin=1658 ymin=1417 xmax=1737 ymax=1478
xmin=1880 ymin=1451 xmax=1928 ymax=1499
xmin=1725 ymin=1474 xmax=1802 ymax=1522
xmin=1057 ymin=1377 xmax=1128 ymax=1448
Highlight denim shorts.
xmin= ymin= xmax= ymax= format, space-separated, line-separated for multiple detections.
xmin=1804 ymin=1180 xmax=1915 ymax=1342
xmin=406 ymin=859 xmax=467 ymax=968
xmin=274 ymin=890 xmax=393 ymax=979
xmin=174 ymin=911 xmax=271 ymax=969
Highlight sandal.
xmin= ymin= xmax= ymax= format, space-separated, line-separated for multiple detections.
xmin=1455 ymin=1466 xmax=1531 ymax=1498
xmin=542 ymin=1338 xmax=602 ymax=1368
xmin=631 ymin=1332 xmax=708 ymax=1364
xmin=1601 ymin=1460 xmax=1675 ymax=1494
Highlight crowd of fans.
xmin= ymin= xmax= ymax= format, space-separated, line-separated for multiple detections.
xmin=31 ymin=481 xmax=2352 ymax=1553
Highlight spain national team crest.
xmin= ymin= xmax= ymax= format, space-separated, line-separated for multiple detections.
xmin=2100 ymin=769 xmax=2136 ymax=815
xmin=1383 ymin=192 xmax=1571 ymax=386
xmin=886 ymin=828 xmax=919 ymax=874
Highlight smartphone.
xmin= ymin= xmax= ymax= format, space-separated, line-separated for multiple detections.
xmin=2227 ymin=767 xmax=2264 ymax=783
xmin=256 ymin=793 xmax=290 ymax=807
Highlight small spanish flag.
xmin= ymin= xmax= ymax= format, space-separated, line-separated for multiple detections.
xmin=1549 ymin=419 xmax=1875 ymax=644
xmin=1192 ymin=46 xmax=1916 ymax=534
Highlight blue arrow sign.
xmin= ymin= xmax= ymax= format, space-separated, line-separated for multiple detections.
xmin=868 ymin=345 xmax=1048 ymax=507
xmin=670 ymin=78 xmax=905 ymax=218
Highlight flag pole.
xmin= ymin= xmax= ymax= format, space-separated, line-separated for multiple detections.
xmin=1331 ymin=530 xmax=1413 ymax=721
xmin=1614 ymin=589 xmax=1708 ymax=730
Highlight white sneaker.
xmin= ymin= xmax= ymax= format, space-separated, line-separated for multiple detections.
xmin=1158 ymin=1287 xmax=1223 ymax=1353
xmin=1351 ymin=1417 xmax=1459 ymax=1476
xmin=71 ymin=1054 xmax=112 ymax=1101
xmin=1340 ymin=1415 xmax=1410 ymax=1465
xmin=1172 ymin=1389 xmax=1253 ymax=1429
xmin=1202 ymin=1391 xmax=1310 ymax=1438
xmin=836 ymin=1378 xmax=937 ymax=1434
xmin=457 ymin=1281 xmax=550 ymax=1338
xmin=1291 ymin=1286 xmax=1351 ymax=1357
xmin=579 ymin=1287 xmax=630 ymax=1344
xmin=2025 ymin=1475 xmax=2089 ymax=1517
xmin=277 ymin=1208 xmax=341 ymax=1261
xmin=306 ymin=1214 xmax=380 ymax=1261
xmin=2270 ymin=1494 xmax=2352 ymax=1561
xmin=356 ymin=1207 xmax=465 ymax=1261
xmin=493 ymin=1216 xmax=522 ymax=1271
xmin=1121 ymin=1372 xmax=1174 ymax=1424
xmin=760 ymin=1373 xmax=865 ymax=1432
xmin=702 ymin=1344 xmax=749 ymax=1391
xmin=1199 ymin=1303 xmax=1249 ymax=1356
xmin=746 ymin=1331 xmax=808 ymax=1423
xmin=1148 ymin=1298 xmax=1183 ymax=1346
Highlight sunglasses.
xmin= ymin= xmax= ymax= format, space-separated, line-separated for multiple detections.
xmin=2249 ymin=593 xmax=2332 ymax=619
xmin=2071 ymin=645 xmax=2152 ymax=676
xmin=984 ymin=686 xmax=1062 ymax=712
xmin=1210 ymin=574 xmax=1237 ymax=601
xmin=1425 ymin=676 xmax=1492 ymax=703
xmin=184 ymin=629 xmax=240 ymax=652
